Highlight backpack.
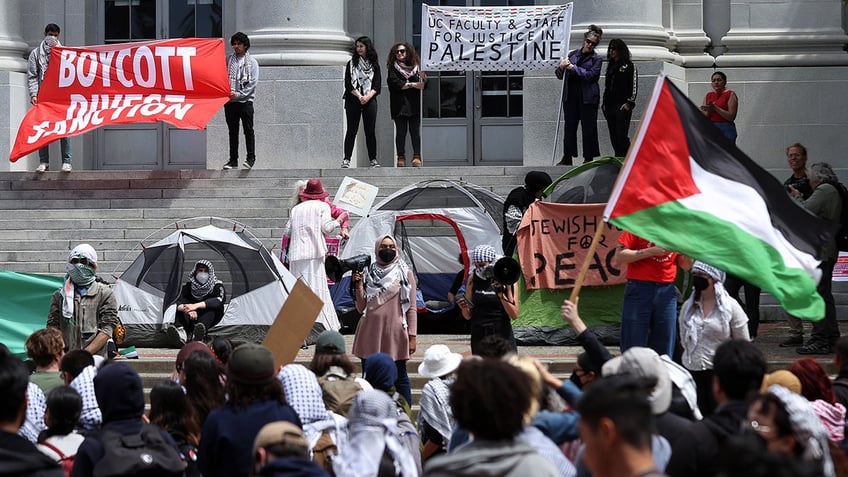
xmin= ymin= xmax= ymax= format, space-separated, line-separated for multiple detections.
xmin=92 ymin=423 xmax=186 ymax=477
xmin=318 ymin=372 xmax=362 ymax=417
xmin=393 ymin=395 xmax=423 ymax=476
xmin=39 ymin=442 xmax=74 ymax=477
xmin=310 ymin=430 xmax=338 ymax=474
xmin=833 ymin=182 xmax=848 ymax=252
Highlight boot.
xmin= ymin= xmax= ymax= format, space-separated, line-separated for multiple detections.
xmin=397 ymin=155 xmax=406 ymax=167
xmin=411 ymin=155 xmax=422 ymax=167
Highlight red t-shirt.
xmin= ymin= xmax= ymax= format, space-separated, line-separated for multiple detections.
xmin=618 ymin=231 xmax=678 ymax=283
xmin=705 ymin=89 xmax=733 ymax=123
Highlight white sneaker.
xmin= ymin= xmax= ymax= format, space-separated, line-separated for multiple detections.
xmin=370 ymin=160 xmax=381 ymax=168
xmin=35 ymin=164 xmax=48 ymax=173
xmin=61 ymin=163 xmax=72 ymax=172
xmin=341 ymin=159 xmax=350 ymax=169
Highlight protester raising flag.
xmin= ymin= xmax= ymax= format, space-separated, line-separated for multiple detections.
xmin=603 ymin=74 xmax=837 ymax=319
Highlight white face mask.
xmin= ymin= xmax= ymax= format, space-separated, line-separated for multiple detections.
xmin=195 ymin=272 xmax=209 ymax=284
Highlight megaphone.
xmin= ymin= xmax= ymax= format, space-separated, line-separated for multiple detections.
xmin=325 ymin=254 xmax=372 ymax=282
xmin=480 ymin=256 xmax=521 ymax=285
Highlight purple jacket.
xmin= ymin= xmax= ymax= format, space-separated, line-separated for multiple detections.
xmin=554 ymin=49 xmax=602 ymax=105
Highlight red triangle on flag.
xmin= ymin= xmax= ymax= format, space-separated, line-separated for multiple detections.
xmin=606 ymin=79 xmax=701 ymax=219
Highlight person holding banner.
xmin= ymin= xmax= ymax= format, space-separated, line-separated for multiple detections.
xmin=342 ymin=36 xmax=382 ymax=169
xmin=555 ymin=24 xmax=603 ymax=166
xmin=223 ymin=32 xmax=259 ymax=170
xmin=28 ymin=23 xmax=71 ymax=173
xmin=457 ymin=245 xmax=519 ymax=355
xmin=602 ymin=39 xmax=637 ymax=158
xmin=386 ymin=42 xmax=426 ymax=168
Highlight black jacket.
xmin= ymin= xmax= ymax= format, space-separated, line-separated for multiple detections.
xmin=0 ymin=430 xmax=64 ymax=477
xmin=386 ymin=64 xmax=423 ymax=119
xmin=602 ymin=60 xmax=637 ymax=110
xmin=256 ymin=457 xmax=329 ymax=477
xmin=666 ymin=400 xmax=749 ymax=477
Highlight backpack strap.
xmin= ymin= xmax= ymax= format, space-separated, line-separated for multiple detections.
xmin=40 ymin=441 xmax=68 ymax=460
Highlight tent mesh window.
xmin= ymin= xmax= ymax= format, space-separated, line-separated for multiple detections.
xmin=379 ymin=182 xmax=503 ymax=234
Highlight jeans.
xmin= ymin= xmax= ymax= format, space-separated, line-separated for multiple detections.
xmin=38 ymin=137 xmax=71 ymax=164
xmin=344 ymin=97 xmax=378 ymax=161
xmin=394 ymin=115 xmax=421 ymax=156
xmin=713 ymin=122 xmax=737 ymax=144
xmin=395 ymin=359 xmax=411 ymax=406
xmin=620 ymin=279 xmax=678 ymax=357
xmin=224 ymin=101 xmax=255 ymax=163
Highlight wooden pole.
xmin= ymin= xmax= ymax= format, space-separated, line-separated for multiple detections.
xmin=568 ymin=217 xmax=606 ymax=302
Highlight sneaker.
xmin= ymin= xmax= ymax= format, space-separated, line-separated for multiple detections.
xmin=370 ymin=160 xmax=381 ymax=168
xmin=192 ymin=323 xmax=207 ymax=342
xmin=796 ymin=341 xmax=833 ymax=355
xmin=341 ymin=159 xmax=350 ymax=169
xmin=223 ymin=161 xmax=238 ymax=170
xmin=245 ymin=157 xmax=255 ymax=169
xmin=778 ymin=336 xmax=804 ymax=347
xmin=35 ymin=163 xmax=48 ymax=173
xmin=165 ymin=324 xmax=186 ymax=348
xmin=61 ymin=163 xmax=72 ymax=172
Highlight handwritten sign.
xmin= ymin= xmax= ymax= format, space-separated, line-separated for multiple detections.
xmin=516 ymin=201 xmax=625 ymax=290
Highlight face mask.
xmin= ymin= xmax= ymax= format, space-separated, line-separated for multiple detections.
xmin=693 ymin=276 xmax=710 ymax=291
xmin=378 ymin=248 xmax=397 ymax=263
xmin=195 ymin=272 xmax=209 ymax=284
xmin=66 ymin=262 xmax=96 ymax=286
xmin=569 ymin=371 xmax=584 ymax=389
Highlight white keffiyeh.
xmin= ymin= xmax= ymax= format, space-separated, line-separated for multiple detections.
xmin=679 ymin=262 xmax=734 ymax=355
xmin=70 ymin=365 xmax=102 ymax=430
xmin=417 ymin=376 xmax=454 ymax=445
xmin=228 ymin=52 xmax=253 ymax=93
xmin=349 ymin=57 xmax=374 ymax=96
xmin=19 ymin=382 xmax=47 ymax=443
xmin=768 ymin=384 xmax=835 ymax=477
xmin=365 ymin=235 xmax=413 ymax=318
xmin=278 ymin=364 xmax=349 ymax=454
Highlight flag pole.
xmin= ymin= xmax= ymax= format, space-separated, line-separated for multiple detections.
xmin=552 ymin=65 xmax=566 ymax=165
xmin=568 ymin=217 xmax=606 ymax=301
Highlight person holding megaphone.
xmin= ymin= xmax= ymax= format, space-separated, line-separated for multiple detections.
xmin=457 ymin=245 xmax=520 ymax=355
xmin=351 ymin=234 xmax=418 ymax=406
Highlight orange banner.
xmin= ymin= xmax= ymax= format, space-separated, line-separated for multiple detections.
xmin=11 ymin=38 xmax=230 ymax=162
xmin=516 ymin=201 xmax=625 ymax=290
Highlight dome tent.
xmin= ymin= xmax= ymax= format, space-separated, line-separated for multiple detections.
xmin=334 ymin=180 xmax=504 ymax=316
xmin=112 ymin=219 xmax=298 ymax=347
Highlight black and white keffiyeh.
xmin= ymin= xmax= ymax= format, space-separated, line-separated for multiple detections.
xmin=71 ymin=365 xmax=102 ymax=430
xmin=189 ymin=260 xmax=219 ymax=300
xmin=350 ymin=57 xmax=374 ymax=96
xmin=278 ymin=364 xmax=348 ymax=453
xmin=19 ymin=382 xmax=46 ymax=443
xmin=680 ymin=261 xmax=734 ymax=352
xmin=37 ymin=36 xmax=60 ymax=81
xmin=768 ymin=384 xmax=835 ymax=477
xmin=365 ymin=235 xmax=413 ymax=318
xmin=227 ymin=52 xmax=253 ymax=92
xmin=417 ymin=375 xmax=455 ymax=445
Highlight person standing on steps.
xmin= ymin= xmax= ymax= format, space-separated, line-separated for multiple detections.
xmin=28 ymin=23 xmax=72 ymax=173
xmin=342 ymin=36 xmax=381 ymax=169
xmin=223 ymin=32 xmax=259 ymax=170
xmin=386 ymin=42 xmax=425 ymax=168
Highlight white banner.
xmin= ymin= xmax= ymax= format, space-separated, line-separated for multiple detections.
xmin=421 ymin=3 xmax=573 ymax=71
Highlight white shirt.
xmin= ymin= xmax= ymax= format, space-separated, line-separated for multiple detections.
xmin=679 ymin=296 xmax=749 ymax=371
xmin=284 ymin=200 xmax=337 ymax=261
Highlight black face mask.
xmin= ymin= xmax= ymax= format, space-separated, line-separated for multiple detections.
xmin=569 ymin=371 xmax=583 ymax=389
xmin=378 ymin=248 xmax=397 ymax=263
xmin=693 ymin=276 xmax=710 ymax=291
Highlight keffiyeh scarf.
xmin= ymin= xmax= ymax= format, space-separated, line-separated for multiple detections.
xmin=679 ymin=262 xmax=734 ymax=353
xmin=768 ymin=384 xmax=835 ymax=477
xmin=394 ymin=61 xmax=418 ymax=79
xmin=350 ymin=57 xmax=374 ymax=96
xmin=365 ymin=235 xmax=412 ymax=318
xmin=189 ymin=260 xmax=218 ymax=300
xmin=227 ymin=52 xmax=253 ymax=92
xmin=278 ymin=364 xmax=348 ymax=448
xmin=37 ymin=36 xmax=60 ymax=81
xmin=417 ymin=376 xmax=455 ymax=444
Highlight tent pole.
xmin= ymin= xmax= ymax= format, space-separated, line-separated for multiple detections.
xmin=568 ymin=218 xmax=606 ymax=302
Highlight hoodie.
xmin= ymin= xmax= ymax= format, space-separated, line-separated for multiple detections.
xmin=666 ymin=400 xmax=749 ymax=477
xmin=425 ymin=439 xmax=559 ymax=477
xmin=0 ymin=430 xmax=63 ymax=477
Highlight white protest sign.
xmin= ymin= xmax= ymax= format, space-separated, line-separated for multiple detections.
xmin=421 ymin=3 xmax=573 ymax=71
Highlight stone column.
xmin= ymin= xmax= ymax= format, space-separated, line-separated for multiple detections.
xmin=667 ymin=0 xmax=713 ymax=66
xmin=718 ymin=0 xmax=848 ymax=66
xmin=569 ymin=0 xmax=673 ymax=62
xmin=0 ymin=0 xmax=31 ymax=172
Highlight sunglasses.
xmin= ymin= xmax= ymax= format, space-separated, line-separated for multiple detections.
xmin=585 ymin=39 xmax=598 ymax=47
xmin=396 ymin=49 xmax=407 ymax=54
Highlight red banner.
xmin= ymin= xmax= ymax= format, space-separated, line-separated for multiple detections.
xmin=516 ymin=201 xmax=626 ymax=290
xmin=10 ymin=38 xmax=230 ymax=162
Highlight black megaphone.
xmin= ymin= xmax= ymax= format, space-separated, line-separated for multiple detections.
xmin=325 ymin=254 xmax=372 ymax=282
xmin=491 ymin=256 xmax=521 ymax=285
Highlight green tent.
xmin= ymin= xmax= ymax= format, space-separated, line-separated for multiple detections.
xmin=513 ymin=157 xmax=625 ymax=345
xmin=0 ymin=271 xmax=63 ymax=358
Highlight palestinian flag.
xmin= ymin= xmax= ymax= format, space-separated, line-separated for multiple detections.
xmin=603 ymin=74 xmax=837 ymax=319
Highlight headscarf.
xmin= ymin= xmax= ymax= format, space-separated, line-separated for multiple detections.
xmin=679 ymin=260 xmax=734 ymax=355
xmin=37 ymin=36 xmax=60 ymax=81
xmin=278 ymin=364 xmax=348 ymax=452
xmin=364 ymin=353 xmax=412 ymax=418
xmin=394 ymin=60 xmax=418 ymax=79
xmin=471 ymin=244 xmax=498 ymax=279
xmin=364 ymin=235 xmax=413 ymax=318
xmin=63 ymin=244 xmax=98 ymax=319
xmin=767 ymin=384 xmax=835 ymax=477
xmin=189 ymin=260 xmax=219 ymax=300
xmin=227 ymin=51 xmax=253 ymax=93
xmin=332 ymin=390 xmax=417 ymax=477
xmin=350 ymin=57 xmax=374 ymax=96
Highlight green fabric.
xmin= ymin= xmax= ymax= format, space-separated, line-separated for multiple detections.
xmin=611 ymin=201 xmax=822 ymax=319
xmin=0 ymin=271 xmax=63 ymax=358
xmin=30 ymin=372 xmax=64 ymax=395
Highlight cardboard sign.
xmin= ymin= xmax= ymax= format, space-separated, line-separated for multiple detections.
xmin=333 ymin=176 xmax=378 ymax=217
xmin=262 ymin=279 xmax=323 ymax=371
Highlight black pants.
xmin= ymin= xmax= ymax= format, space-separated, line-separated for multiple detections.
xmin=603 ymin=103 xmax=633 ymax=157
xmin=470 ymin=319 xmax=516 ymax=356
xmin=811 ymin=259 xmax=839 ymax=345
xmin=563 ymin=99 xmax=600 ymax=162
xmin=724 ymin=274 xmax=761 ymax=338
xmin=176 ymin=309 xmax=222 ymax=334
xmin=690 ymin=369 xmax=716 ymax=417
xmin=344 ymin=97 xmax=378 ymax=161
xmin=394 ymin=115 xmax=421 ymax=156
xmin=224 ymin=101 xmax=255 ymax=163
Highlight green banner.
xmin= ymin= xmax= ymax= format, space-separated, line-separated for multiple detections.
xmin=0 ymin=271 xmax=63 ymax=358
